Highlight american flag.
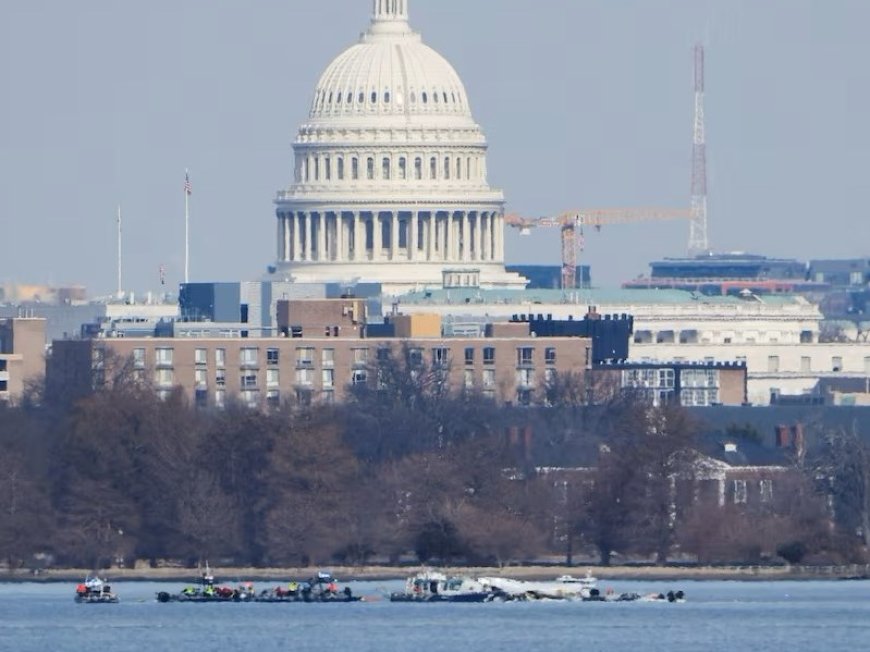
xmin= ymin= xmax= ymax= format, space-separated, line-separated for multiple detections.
xmin=184 ymin=170 xmax=192 ymax=196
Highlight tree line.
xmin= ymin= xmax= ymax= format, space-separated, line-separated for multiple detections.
xmin=0 ymin=349 xmax=867 ymax=570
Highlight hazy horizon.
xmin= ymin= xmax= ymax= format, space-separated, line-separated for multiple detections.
xmin=2 ymin=0 xmax=868 ymax=298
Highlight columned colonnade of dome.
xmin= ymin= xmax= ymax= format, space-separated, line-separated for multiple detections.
xmin=276 ymin=210 xmax=505 ymax=264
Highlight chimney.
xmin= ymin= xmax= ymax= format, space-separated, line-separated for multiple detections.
xmin=775 ymin=424 xmax=792 ymax=448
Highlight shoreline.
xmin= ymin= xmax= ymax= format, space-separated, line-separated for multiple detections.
xmin=3 ymin=564 xmax=868 ymax=583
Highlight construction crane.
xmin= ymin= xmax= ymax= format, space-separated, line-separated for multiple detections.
xmin=504 ymin=208 xmax=693 ymax=289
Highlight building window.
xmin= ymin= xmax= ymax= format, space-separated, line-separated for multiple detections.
xmin=195 ymin=389 xmax=208 ymax=409
xmin=408 ymin=348 xmax=423 ymax=367
xmin=382 ymin=157 xmax=391 ymax=180
xmin=482 ymin=369 xmax=495 ymax=388
xmin=517 ymin=389 xmax=532 ymax=406
xmin=240 ymin=372 xmax=258 ymax=389
xmin=464 ymin=369 xmax=474 ymax=389
xmin=337 ymin=157 xmax=344 ymax=180
xmin=322 ymin=348 xmax=335 ymax=368
xmin=801 ymin=356 xmax=811 ymax=372
xmin=432 ymin=347 xmax=449 ymax=367
xmin=215 ymin=348 xmax=226 ymax=368
xmin=832 ymin=356 xmax=843 ymax=372
xmin=483 ymin=347 xmax=495 ymax=365
xmin=351 ymin=369 xmax=368 ymax=386
xmin=155 ymin=348 xmax=173 ymax=367
xmin=464 ymin=347 xmax=475 ymax=366
xmin=398 ymin=157 xmax=406 ymax=180
xmin=195 ymin=348 xmax=208 ymax=366
xmin=352 ymin=348 xmax=369 ymax=366
xmin=516 ymin=368 xmax=534 ymax=388
xmin=194 ymin=369 xmax=207 ymax=389
xmin=733 ymin=480 xmax=748 ymax=504
xmin=367 ymin=157 xmax=374 ymax=180
xmin=216 ymin=369 xmax=226 ymax=387
xmin=295 ymin=368 xmax=313 ymax=386
xmin=415 ymin=157 xmax=422 ymax=180
xmin=544 ymin=348 xmax=556 ymax=365
xmin=444 ymin=157 xmax=450 ymax=179
xmin=266 ymin=369 xmax=279 ymax=388
xmin=240 ymin=347 xmax=258 ymax=368
xmin=430 ymin=157 xmax=437 ymax=179
xmin=241 ymin=390 xmax=259 ymax=407
xmin=296 ymin=347 xmax=315 ymax=367
xmin=544 ymin=368 xmax=556 ymax=385
xmin=214 ymin=390 xmax=225 ymax=408
xmin=767 ymin=356 xmax=780 ymax=373
xmin=133 ymin=348 xmax=146 ymax=369
xmin=352 ymin=158 xmax=359 ymax=180
xmin=760 ymin=479 xmax=773 ymax=503
xmin=155 ymin=368 xmax=174 ymax=387
xmin=266 ymin=390 xmax=280 ymax=408
xmin=517 ymin=347 xmax=534 ymax=367
xmin=377 ymin=347 xmax=391 ymax=363
xmin=267 ymin=348 xmax=280 ymax=366
xmin=322 ymin=369 xmax=335 ymax=389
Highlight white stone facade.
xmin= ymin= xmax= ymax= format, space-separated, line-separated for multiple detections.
xmin=390 ymin=289 xmax=870 ymax=406
xmin=272 ymin=0 xmax=525 ymax=293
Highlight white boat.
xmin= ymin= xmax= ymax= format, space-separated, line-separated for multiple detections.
xmin=390 ymin=570 xmax=498 ymax=603
xmin=478 ymin=572 xmax=599 ymax=601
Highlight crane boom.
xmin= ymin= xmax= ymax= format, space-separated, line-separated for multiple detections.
xmin=505 ymin=208 xmax=693 ymax=289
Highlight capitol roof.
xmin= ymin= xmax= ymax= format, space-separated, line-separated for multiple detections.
xmin=305 ymin=0 xmax=477 ymax=129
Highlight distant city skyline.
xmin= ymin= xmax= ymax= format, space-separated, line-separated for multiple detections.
xmin=1 ymin=0 xmax=868 ymax=297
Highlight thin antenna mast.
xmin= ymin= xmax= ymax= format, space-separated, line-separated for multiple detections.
xmin=184 ymin=170 xmax=192 ymax=284
xmin=689 ymin=43 xmax=709 ymax=255
xmin=116 ymin=205 xmax=123 ymax=298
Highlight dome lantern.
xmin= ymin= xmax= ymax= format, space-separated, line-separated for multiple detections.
xmin=372 ymin=0 xmax=409 ymax=23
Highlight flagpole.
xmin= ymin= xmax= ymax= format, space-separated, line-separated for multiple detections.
xmin=184 ymin=169 xmax=190 ymax=284
xmin=117 ymin=204 xmax=123 ymax=299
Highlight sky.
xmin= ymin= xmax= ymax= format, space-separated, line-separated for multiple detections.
xmin=1 ymin=0 xmax=868 ymax=298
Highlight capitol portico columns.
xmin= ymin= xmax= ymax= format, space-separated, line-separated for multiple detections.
xmin=318 ymin=213 xmax=327 ymax=261
xmin=391 ymin=213 xmax=399 ymax=261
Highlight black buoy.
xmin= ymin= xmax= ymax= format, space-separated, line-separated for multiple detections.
xmin=157 ymin=592 xmax=170 ymax=603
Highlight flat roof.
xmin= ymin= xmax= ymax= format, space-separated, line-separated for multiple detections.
xmin=394 ymin=287 xmax=808 ymax=307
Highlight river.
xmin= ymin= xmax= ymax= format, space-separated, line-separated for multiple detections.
xmin=1 ymin=579 xmax=868 ymax=651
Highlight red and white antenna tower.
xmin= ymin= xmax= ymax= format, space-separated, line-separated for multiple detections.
xmin=688 ymin=43 xmax=709 ymax=255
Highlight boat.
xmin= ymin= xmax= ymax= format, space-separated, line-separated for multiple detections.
xmin=478 ymin=571 xmax=599 ymax=601
xmin=255 ymin=571 xmax=362 ymax=603
xmin=75 ymin=576 xmax=119 ymax=604
xmin=156 ymin=566 xmax=247 ymax=603
xmin=390 ymin=570 xmax=500 ymax=603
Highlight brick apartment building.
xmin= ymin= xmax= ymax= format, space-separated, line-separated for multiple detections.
xmin=47 ymin=299 xmax=747 ymax=409
xmin=0 ymin=318 xmax=45 ymax=404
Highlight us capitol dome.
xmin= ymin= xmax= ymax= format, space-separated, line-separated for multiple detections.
xmin=271 ymin=0 xmax=527 ymax=293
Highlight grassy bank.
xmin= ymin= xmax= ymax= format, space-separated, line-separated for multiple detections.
xmin=4 ymin=564 xmax=869 ymax=583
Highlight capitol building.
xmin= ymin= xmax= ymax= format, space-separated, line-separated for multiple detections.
xmin=271 ymin=0 xmax=527 ymax=293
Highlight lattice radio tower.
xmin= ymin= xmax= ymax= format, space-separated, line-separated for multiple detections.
xmin=689 ymin=43 xmax=710 ymax=255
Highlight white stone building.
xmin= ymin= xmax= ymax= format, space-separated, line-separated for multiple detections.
xmin=389 ymin=287 xmax=870 ymax=405
xmin=270 ymin=0 xmax=526 ymax=293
